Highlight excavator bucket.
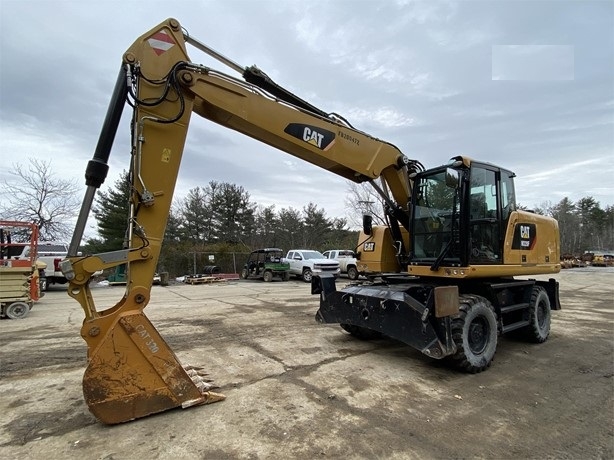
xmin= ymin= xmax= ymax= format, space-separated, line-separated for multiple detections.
xmin=81 ymin=311 xmax=224 ymax=424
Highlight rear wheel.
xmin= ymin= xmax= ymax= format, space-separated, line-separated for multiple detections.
xmin=6 ymin=301 xmax=30 ymax=319
xmin=448 ymin=295 xmax=498 ymax=373
xmin=347 ymin=266 xmax=359 ymax=281
xmin=302 ymin=268 xmax=313 ymax=283
xmin=282 ymin=272 xmax=290 ymax=281
xmin=263 ymin=271 xmax=273 ymax=282
xmin=240 ymin=268 xmax=249 ymax=279
xmin=523 ymin=286 xmax=551 ymax=343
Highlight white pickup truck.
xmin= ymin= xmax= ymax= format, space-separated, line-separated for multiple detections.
xmin=19 ymin=242 xmax=69 ymax=290
xmin=285 ymin=249 xmax=340 ymax=282
xmin=322 ymin=249 xmax=361 ymax=280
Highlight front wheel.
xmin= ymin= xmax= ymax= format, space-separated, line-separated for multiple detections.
xmin=302 ymin=268 xmax=313 ymax=283
xmin=523 ymin=286 xmax=551 ymax=343
xmin=6 ymin=301 xmax=30 ymax=319
xmin=263 ymin=271 xmax=273 ymax=282
xmin=448 ymin=295 xmax=498 ymax=373
xmin=347 ymin=266 xmax=359 ymax=281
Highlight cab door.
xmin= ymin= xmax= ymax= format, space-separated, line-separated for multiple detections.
xmin=468 ymin=166 xmax=502 ymax=265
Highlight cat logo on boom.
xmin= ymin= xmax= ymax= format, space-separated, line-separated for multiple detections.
xmin=284 ymin=123 xmax=335 ymax=151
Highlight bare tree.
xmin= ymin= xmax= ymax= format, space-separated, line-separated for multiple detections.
xmin=344 ymin=182 xmax=387 ymax=228
xmin=0 ymin=158 xmax=80 ymax=240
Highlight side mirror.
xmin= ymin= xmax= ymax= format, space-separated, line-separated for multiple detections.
xmin=445 ymin=168 xmax=460 ymax=189
xmin=362 ymin=214 xmax=373 ymax=235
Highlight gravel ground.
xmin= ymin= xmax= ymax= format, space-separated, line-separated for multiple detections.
xmin=0 ymin=268 xmax=612 ymax=459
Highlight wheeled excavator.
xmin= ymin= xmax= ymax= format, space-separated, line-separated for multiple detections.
xmin=62 ymin=18 xmax=561 ymax=424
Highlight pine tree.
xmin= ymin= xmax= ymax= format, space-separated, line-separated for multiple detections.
xmin=277 ymin=207 xmax=303 ymax=249
xmin=209 ymin=181 xmax=254 ymax=244
xmin=180 ymin=187 xmax=211 ymax=243
xmin=302 ymin=202 xmax=332 ymax=249
xmin=88 ymin=171 xmax=131 ymax=252
xmin=252 ymin=205 xmax=279 ymax=248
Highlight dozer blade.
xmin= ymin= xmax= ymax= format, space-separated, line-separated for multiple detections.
xmin=82 ymin=311 xmax=225 ymax=424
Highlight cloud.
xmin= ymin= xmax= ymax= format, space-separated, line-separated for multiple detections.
xmin=492 ymin=45 xmax=575 ymax=81
xmin=345 ymin=107 xmax=418 ymax=128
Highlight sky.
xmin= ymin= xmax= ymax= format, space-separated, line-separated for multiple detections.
xmin=1 ymin=0 xmax=613 ymax=235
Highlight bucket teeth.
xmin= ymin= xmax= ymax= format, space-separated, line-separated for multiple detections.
xmin=203 ymin=391 xmax=226 ymax=404
xmin=184 ymin=364 xmax=205 ymax=371
xmin=184 ymin=363 xmax=219 ymax=391
xmin=196 ymin=381 xmax=216 ymax=392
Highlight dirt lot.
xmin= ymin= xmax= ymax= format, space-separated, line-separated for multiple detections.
xmin=1 ymin=268 xmax=612 ymax=459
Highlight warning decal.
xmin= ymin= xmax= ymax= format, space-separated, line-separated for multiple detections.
xmin=147 ymin=30 xmax=175 ymax=56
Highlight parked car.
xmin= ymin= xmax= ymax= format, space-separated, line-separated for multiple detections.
xmin=285 ymin=249 xmax=340 ymax=282
xmin=241 ymin=248 xmax=291 ymax=282
xmin=19 ymin=242 xmax=68 ymax=291
xmin=322 ymin=249 xmax=361 ymax=280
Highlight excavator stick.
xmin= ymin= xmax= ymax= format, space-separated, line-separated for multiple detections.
xmin=81 ymin=308 xmax=224 ymax=424
xmin=63 ymin=16 xmax=227 ymax=423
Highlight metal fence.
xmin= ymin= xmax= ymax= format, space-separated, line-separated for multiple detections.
xmin=157 ymin=251 xmax=250 ymax=277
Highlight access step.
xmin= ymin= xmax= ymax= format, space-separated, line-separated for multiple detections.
xmin=502 ymin=320 xmax=531 ymax=334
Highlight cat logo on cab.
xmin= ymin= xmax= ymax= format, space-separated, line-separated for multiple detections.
xmin=363 ymin=242 xmax=375 ymax=252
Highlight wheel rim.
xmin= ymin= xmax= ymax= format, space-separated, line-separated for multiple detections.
xmin=304 ymin=271 xmax=312 ymax=281
xmin=7 ymin=302 xmax=29 ymax=318
xmin=468 ymin=316 xmax=490 ymax=354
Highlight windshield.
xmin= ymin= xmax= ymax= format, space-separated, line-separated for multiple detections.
xmin=302 ymin=251 xmax=325 ymax=260
xmin=412 ymin=170 xmax=459 ymax=260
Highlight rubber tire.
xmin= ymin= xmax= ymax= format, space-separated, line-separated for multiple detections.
xmin=6 ymin=302 xmax=30 ymax=319
xmin=302 ymin=268 xmax=313 ymax=283
xmin=448 ymin=295 xmax=498 ymax=373
xmin=524 ymin=286 xmax=551 ymax=343
xmin=263 ymin=271 xmax=273 ymax=282
xmin=43 ymin=277 xmax=50 ymax=291
xmin=347 ymin=266 xmax=359 ymax=281
xmin=340 ymin=323 xmax=382 ymax=340
xmin=282 ymin=272 xmax=290 ymax=281
xmin=240 ymin=268 xmax=249 ymax=280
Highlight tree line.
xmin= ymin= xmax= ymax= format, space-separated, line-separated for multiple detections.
xmin=83 ymin=172 xmax=358 ymax=269
xmin=2 ymin=160 xmax=611 ymax=270
xmin=535 ymin=197 xmax=614 ymax=256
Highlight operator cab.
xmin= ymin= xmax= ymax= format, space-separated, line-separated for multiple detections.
xmin=409 ymin=156 xmax=516 ymax=269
